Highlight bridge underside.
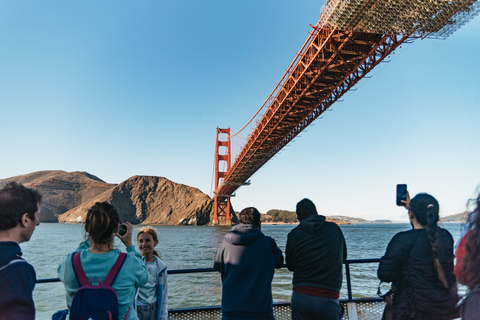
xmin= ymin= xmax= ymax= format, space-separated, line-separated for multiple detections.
xmin=217 ymin=29 xmax=408 ymax=196
xmin=213 ymin=0 xmax=480 ymax=216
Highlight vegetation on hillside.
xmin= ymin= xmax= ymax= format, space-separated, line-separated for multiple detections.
xmin=262 ymin=209 xmax=297 ymax=223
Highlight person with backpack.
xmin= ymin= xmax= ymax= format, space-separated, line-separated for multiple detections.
xmin=454 ymin=192 xmax=480 ymax=319
xmin=134 ymin=227 xmax=168 ymax=320
xmin=0 ymin=182 xmax=42 ymax=320
xmin=377 ymin=192 xmax=459 ymax=319
xmin=58 ymin=202 xmax=148 ymax=320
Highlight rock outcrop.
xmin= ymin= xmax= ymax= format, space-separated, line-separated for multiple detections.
xmin=57 ymin=175 xmax=234 ymax=225
xmin=1 ymin=171 xmax=237 ymax=225
xmin=0 ymin=171 xmax=114 ymax=222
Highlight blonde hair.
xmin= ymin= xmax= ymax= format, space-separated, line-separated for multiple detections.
xmin=137 ymin=226 xmax=161 ymax=258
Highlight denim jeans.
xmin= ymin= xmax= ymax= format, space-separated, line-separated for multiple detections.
xmin=137 ymin=302 xmax=157 ymax=320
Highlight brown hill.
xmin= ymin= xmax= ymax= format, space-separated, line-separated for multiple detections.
xmin=58 ymin=175 xmax=238 ymax=225
xmin=0 ymin=171 xmax=115 ymax=221
xmin=440 ymin=211 xmax=470 ymax=223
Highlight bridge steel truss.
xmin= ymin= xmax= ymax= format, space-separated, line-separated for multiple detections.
xmin=215 ymin=28 xmax=409 ymax=200
xmin=212 ymin=0 xmax=479 ymax=222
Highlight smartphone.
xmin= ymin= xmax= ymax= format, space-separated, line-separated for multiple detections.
xmin=118 ymin=224 xmax=127 ymax=236
xmin=396 ymin=184 xmax=407 ymax=206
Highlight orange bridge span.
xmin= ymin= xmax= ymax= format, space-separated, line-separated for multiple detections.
xmin=212 ymin=0 xmax=480 ymax=225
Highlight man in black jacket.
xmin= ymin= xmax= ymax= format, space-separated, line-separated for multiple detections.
xmin=286 ymin=198 xmax=347 ymax=320
xmin=0 ymin=182 xmax=42 ymax=320
xmin=214 ymin=207 xmax=284 ymax=320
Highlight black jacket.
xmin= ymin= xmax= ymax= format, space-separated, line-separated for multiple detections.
xmin=0 ymin=241 xmax=36 ymax=320
xmin=213 ymin=224 xmax=284 ymax=319
xmin=286 ymin=215 xmax=347 ymax=293
xmin=378 ymin=228 xmax=459 ymax=320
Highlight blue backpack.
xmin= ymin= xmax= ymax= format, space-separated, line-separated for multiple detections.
xmin=70 ymin=252 xmax=128 ymax=320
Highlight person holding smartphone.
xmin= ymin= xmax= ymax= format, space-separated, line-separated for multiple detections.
xmin=377 ymin=190 xmax=459 ymax=319
xmin=58 ymin=202 xmax=148 ymax=320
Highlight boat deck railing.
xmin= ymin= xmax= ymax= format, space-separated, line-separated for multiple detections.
xmin=37 ymin=258 xmax=385 ymax=320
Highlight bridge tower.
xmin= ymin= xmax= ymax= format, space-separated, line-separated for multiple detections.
xmin=213 ymin=127 xmax=231 ymax=225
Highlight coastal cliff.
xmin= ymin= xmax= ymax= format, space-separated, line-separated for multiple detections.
xmin=0 ymin=171 xmax=237 ymax=226
xmin=57 ymin=175 xmax=227 ymax=225
xmin=0 ymin=170 xmax=115 ymax=222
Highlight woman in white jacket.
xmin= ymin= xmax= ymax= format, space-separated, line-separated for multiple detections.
xmin=135 ymin=227 xmax=168 ymax=320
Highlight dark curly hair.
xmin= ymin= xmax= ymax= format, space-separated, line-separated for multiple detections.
xmin=459 ymin=194 xmax=480 ymax=290
xmin=238 ymin=207 xmax=260 ymax=227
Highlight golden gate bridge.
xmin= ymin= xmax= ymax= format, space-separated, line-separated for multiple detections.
xmin=212 ymin=0 xmax=480 ymax=225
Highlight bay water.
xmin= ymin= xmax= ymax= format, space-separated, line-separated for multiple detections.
xmin=22 ymin=223 xmax=464 ymax=319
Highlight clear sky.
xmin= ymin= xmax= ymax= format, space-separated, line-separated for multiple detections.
xmin=1 ymin=1 xmax=479 ymax=221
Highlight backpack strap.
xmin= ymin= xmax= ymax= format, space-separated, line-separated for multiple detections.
xmin=103 ymin=252 xmax=127 ymax=286
xmin=72 ymin=252 xmax=89 ymax=287
xmin=72 ymin=252 xmax=127 ymax=287
xmin=0 ymin=257 xmax=25 ymax=272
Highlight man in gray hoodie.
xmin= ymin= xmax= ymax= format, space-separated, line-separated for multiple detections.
xmin=286 ymin=198 xmax=347 ymax=320
xmin=214 ymin=207 xmax=284 ymax=320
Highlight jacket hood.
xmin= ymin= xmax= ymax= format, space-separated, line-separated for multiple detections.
xmin=224 ymin=223 xmax=264 ymax=245
xmin=0 ymin=241 xmax=22 ymax=267
xmin=298 ymin=215 xmax=326 ymax=234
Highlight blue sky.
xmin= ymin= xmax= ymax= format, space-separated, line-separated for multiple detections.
xmin=1 ymin=1 xmax=479 ymax=221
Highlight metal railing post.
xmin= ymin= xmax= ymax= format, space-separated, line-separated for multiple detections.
xmin=345 ymin=261 xmax=353 ymax=301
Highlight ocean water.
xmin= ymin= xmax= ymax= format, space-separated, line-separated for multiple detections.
xmin=21 ymin=223 xmax=464 ymax=320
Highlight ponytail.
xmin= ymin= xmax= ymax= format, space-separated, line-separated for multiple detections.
xmin=410 ymin=193 xmax=448 ymax=288
xmin=84 ymin=202 xmax=120 ymax=250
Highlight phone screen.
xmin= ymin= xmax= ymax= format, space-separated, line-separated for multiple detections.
xmin=396 ymin=184 xmax=407 ymax=206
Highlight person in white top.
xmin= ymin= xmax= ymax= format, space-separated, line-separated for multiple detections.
xmin=135 ymin=227 xmax=168 ymax=320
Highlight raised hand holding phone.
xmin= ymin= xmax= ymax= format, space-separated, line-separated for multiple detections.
xmin=396 ymin=184 xmax=407 ymax=206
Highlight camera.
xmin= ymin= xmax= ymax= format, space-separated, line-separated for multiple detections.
xmin=396 ymin=184 xmax=407 ymax=206
xmin=118 ymin=224 xmax=127 ymax=236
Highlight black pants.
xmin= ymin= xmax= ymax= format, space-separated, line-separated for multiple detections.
xmin=291 ymin=291 xmax=342 ymax=320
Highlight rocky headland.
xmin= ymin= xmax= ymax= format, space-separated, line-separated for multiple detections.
xmin=0 ymin=171 xmax=237 ymax=226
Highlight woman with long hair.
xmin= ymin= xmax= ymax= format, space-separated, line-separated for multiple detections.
xmin=58 ymin=202 xmax=148 ymax=320
xmin=377 ymin=192 xmax=459 ymax=319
